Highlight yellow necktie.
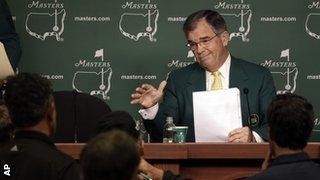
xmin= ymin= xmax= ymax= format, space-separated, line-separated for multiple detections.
xmin=211 ymin=71 xmax=222 ymax=90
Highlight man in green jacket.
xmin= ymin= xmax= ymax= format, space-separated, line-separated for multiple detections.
xmin=131 ymin=10 xmax=276 ymax=143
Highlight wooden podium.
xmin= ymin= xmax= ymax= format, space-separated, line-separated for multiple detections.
xmin=57 ymin=143 xmax=320 ymax=179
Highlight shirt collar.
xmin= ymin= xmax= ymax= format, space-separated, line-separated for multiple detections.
xmin=206 ymin=54 xmax=231 ymax=75
xmin=14 ymin=130 xmax=55 ymax=148
xmin=205 ymin=54 xmax=231 ymax=79
xmin=218 ymin=54 xmax=231 ymax=79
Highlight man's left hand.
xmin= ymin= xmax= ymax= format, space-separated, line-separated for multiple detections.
xmin=228 ymin=127 xmax=256 ymax=143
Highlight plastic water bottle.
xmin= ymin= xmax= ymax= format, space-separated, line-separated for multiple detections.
xmin=163 ymin=117 xmax=176 ymax=143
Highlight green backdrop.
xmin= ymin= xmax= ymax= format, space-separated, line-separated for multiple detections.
xmin=7 ymin=0 xmax=320 ymax=140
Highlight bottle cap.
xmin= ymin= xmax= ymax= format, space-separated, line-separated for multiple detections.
xmin=166 ymin=116 xmax=173 ymax=123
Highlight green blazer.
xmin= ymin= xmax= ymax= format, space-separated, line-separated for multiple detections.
xmin=144 ymin=56 xmax=276 ymax=142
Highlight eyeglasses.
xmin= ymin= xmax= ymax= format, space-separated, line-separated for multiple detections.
xmin=186 ymin=32 xmax=223 ymax=51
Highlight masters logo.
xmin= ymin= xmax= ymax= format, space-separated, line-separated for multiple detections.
xmin=119 ymin=0 xmax=159 ymax=42
xmin=73 ymin=49 xmax=112 ymax=100
xmin=260 ymin=49 xmax=298 ymax=94
xmin=214 ymin=0 xmax=251 ymax=42
xmin=305 ymin=1 xmax=320 ymax=39
xmin=26 ymin=0 xmax=66 ymax=41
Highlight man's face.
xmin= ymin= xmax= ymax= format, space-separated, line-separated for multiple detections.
xmin=186 ymin=19 xmax=229 ymax=72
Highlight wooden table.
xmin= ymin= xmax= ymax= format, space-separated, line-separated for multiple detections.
xmin=57 ymin=143 xmax=320 ymax=179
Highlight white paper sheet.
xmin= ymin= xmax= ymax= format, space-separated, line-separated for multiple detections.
xmin=0 ymin=42 xmax=14 ymax=80
xmin=193 ymin=88 xmax=242 ymax=142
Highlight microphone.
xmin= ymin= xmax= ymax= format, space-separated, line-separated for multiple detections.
xmin=243 ymin=88 xmax=256 ymax=142
xmin=243 ymin=88 xmax=261 ymax=142
xmin=243 ymin=88 xmax=252 ymax=129
xmin=72 ymin=90 xmax=78 ymax=143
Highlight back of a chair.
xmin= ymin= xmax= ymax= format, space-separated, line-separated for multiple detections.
xmin=53 ymin=91 xmax=111 ymax=143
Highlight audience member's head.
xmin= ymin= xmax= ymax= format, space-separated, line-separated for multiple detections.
xmin=4 ymin=73 xmax=56 ymax=136
xmin=268 ymin=93 xmax=314 ymax=154
xmin=96 ymin=111 xmax=170 ymax=180
xmin=96 ymin=110 xmax=142 ymax=145
xmin=0 ymin=100 xmax=14 ymax=146
xmin=96 ymin=111 xmax=139 ymax=139
xmin=80 ymin=130 xmax=140 ymax=180
xmin=183 ymin=9 xmax=228 ymax=35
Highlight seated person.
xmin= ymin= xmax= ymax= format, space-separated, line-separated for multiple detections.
xmin=80 ymin=130 xmax=140 ymax=180
xmin=0 ymin=73 xmax=80 ymax=180
xmin=0 ymin=99 xmax=13 ymax=148
xmin=96 ymin=110 xmax=181 ymax=180
xmin=131 ymin=9 xmax=276 ymax=143
xmin=248 ymin=94 xmax=320 ymax=180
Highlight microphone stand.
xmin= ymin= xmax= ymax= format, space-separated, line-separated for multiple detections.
xmin=243 ymin=88 xmax=254 ymax=142
xmin=72 ymin=90 xmax=78 ymax=143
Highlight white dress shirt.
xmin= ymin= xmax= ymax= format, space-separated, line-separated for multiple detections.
xmin=205 ymin=54 xmax=231 ymax=90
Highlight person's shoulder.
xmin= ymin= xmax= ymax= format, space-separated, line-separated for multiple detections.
xmin=7 ymin=138 xmax=79 ymax=179
xmin=170 ymin=62 xmax=202 ymax=77
xmin=40 ymin=146 xmax=80 ymax=179
xmin=246 ymin=168 xmax=278 ymax=180
xmin=0 ymin=147 xmax=54 ymax=180
xmin=17 ymin=138 xmax=77 ymax=167
xmin=232 ymin=56 xmax=270 ymax=74
xmin=36 ymin=144 xmax=80 ymax=179
xmin=54 ymin=146 xmax=78 ymax=162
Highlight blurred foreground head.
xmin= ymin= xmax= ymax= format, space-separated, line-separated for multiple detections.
xmin=96 ymin=110 xmax=140 ymax=141
xmin=268 ymin=93 xmax=314 ymax=150
xmin=80 ymin=130 xmax=140 ymax=180
xmin=0 ymin=100 xmax=13 ymax=146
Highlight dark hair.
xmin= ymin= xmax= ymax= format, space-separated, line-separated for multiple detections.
xmin=4 ymin=73 xmax=53 ymax=128
xmin=80 ymin=130 xmax=140 ymax=180
xmin=183 ymin=10 xmax=227 ymax=34
xmin=0 ymin=100 xmax=14 ymax=146
xmin=96 ymin=111 xmax=140 ymax=141
xmin=268 ymin=94 xmax=314 ymax=150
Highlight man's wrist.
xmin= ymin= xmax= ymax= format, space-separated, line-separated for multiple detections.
xmin=139 ymin=103 xmax=159 ymax=120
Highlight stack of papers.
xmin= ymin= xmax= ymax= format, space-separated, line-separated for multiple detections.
xmin=193 ymin=88 xmax=242 ymax=142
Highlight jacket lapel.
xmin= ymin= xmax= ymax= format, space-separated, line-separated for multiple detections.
xmin=229 ymin=56 xmax=249 ymax=89
xmin=187 ymin=63 xmax=206 ymax=92
xmin=186 ymin=58 xmax=249 ymax=92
